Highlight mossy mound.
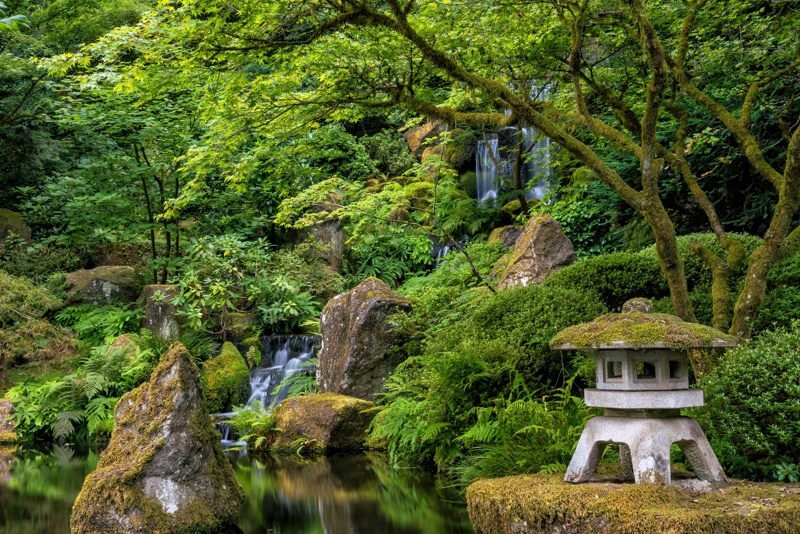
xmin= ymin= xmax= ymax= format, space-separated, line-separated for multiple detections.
xmin=550 ymin=311 xmax=737 ymax=351
xmin=0 ymin=399 xmax=17 ymax=444
xmin=0 ymin=209 xmax=32 ymax=246
xmin=467 ymin=473 xmax=800 ymax=534
xmin=271 ymin=393 xmax=375 ymax=453
xmin=70 ymin=342 xmax=245 ymax=534
xmin=201 ymin=342 xmax=251 ymax=413
xmin=459 ymin=171 xmax=478 ymax=198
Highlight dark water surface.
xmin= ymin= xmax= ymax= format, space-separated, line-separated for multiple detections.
xmin=0 ymin=446 xmax=474 ymax=534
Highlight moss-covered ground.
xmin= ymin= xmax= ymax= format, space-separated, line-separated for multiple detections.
xmin=467 ymin=473 xmax=800 ymax=534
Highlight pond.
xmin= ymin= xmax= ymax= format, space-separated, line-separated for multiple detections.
xmin=0 ymin=446 xmax=474 ymax=534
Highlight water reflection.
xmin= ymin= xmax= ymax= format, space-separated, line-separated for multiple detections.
xmin=0 ymin=446 xmax=473 ymax=534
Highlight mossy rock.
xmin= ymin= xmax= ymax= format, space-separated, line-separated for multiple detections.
xmin=403 ymin=180 xmax=435 ymax=210
xmin=70 ymin=342 xmax=245 ymax=533
xmin=0 ymin=399 xmax=17 ymax=445
xmin=550 ymin=311 xmax=737 ymax=351
xmin=404 ymin=121 xmax=446 ymax=156
xmin=459 ymin=171 xmax=478 ymax=198
xmin=467 ymin=473 xmax=800 ymax=534
xmin=488 ymin=225 xmax=522 ymax=251
xmin=201 ymin=342 xmax=251 ymax=413
xmin=65 ymin=265 xmax=142 ymax=303
xmin=499 ymin=199 xmax=522 ymax=224
xmin=139 ymin=285 xmax=180 ymax=341
xmin=443 ymin=128 xmax=478 ymax=170
xmin=0 ymin=209 xmax=31 ymax=246
xmin=271 ymin=393 xmax=375 ymax=453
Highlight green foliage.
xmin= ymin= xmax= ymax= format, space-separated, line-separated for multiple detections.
xmin=228 ymin=400 xmax=278 ymax=452
xmin=370 ymin=282 xmax=606 ymax=472
xmin=7 ymin=341 xmax=156 ymax=441
xmin=135 ymin=328 xmax=219 ymax=363
xmin=0 ymin=2 xmax=27 ymax=31
xmin=344 ymin=226 xmax=432 ymax=288
xmin=54 ymin=305 xmax=143 ymax=346
xmin=755 ymin=253 xmax=800 ymax=332
xmin=544 ymin=252 xmax=668 ymax=311
xmin=694 ymin=323 xmax=800 ymax=480
xmin=362 ymin=129 xmax=417 ymax=177
xmin=201 ymin=342 xmax=251 ymax=413
xmin=171 ymin=234 xmax=323 ymax=335
xmin=0 ymin=244 xmax=82 ymax=284
xmin=638 ymin=233 xmax=762 ymax=291
xmin=0 ymin=269 xmax=62 ymax=327
xmin=270 ymin=358 xmax=317 ymax=399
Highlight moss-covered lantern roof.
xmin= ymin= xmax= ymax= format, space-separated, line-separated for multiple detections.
xmin=549 ymin=311 xmax=737 ymax=351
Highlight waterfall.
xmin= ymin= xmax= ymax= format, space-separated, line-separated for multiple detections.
xmin=247 ymin=335 xmax=320 ymax=408
xmin=475 ymin=127 xmax=551 ymax=204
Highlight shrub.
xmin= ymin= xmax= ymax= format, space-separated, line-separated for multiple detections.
xmin=361 ymin=129 xmax=417 ymax=177
xmin=694 ymin=323 xmax=800 ymax=479
xmin=754 ymin=252 xmax=800 ymax=332
xmin=54 ymin=305 xmax=143 ymax=346
xmin=638 ymin=232 xmax=762 ymax=291
xmin=201 ymin=342 xmax=251 ymax=413
xmin=0 ymin=244 xmax=83 ymax=284
xmin=370 ymin=284 xmax=607 ymax=472
xmin=0 ymin=269 xmax=63 ymax=327
xmin=544 ymin=252 xmax=667 ymax=311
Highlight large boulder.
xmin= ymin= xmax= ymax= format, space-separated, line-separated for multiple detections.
xmin=271 ymin=393 xmax=375 ymax=453
xmin=497 ymin=214 xmax=576 ymax=290
xmin=0 ymin=209 xmax=31 ymax=247
xmin=404 ymin=121 xmax=447 ymax=157
xmin=66 ymin=265 xmax=141 ymax=303
xmin=201 ymin=342 xmax=251 ymax=413
xmin=0 ymin=399 xmax=17 ymax=444
xmin=140 ymin=285 xmax=179 ymax=341
xmin=488 ymin=225 xmax=523 ymax=251
xmin=318 ymin=277 xmax=412 ymax=401
xmin=70 ymin=342 xmax=245 ymax=534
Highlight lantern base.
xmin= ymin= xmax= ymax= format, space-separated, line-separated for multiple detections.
xmin=564 ymin=415 xmax=725 ymax=485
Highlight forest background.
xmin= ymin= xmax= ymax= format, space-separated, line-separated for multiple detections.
xmin=1 ymin=0 xmax=800 ymax=485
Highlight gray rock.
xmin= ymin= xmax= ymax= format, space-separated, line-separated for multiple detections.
xmin=140 ymin=285 xmax=179 ymax=341
xmin=0 ymin=399 xmax=17 ymax=444
xmin=318 ymin=277 xmax=412 ymax=401
xmin=488 ymin=225 xmax=523 ymax=251
xmin=497 ymin=214 xmax=577 ymax=290
xmin=66 ymin=265 xmax=141 ymax=303
xmin=70 ymin=342 xmax=245 ymax=534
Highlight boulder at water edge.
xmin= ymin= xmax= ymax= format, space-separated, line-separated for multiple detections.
xmin=497 ymin=214 xmax=576 ymax=290
xmin=201 ymin=342 xmax=251 ymax=413
xmin=272 ymin=393 xmax=375 ymax=453
xmin=66 ymin=265 xmax=141 ymax=303
xmin=0 ymin=399 xmax=17 ymax=444
xmin=70 ymin=342 xmax=245 ymax=534
xmin=140 ymin=285 xmax=179 ymax=341
xmin=318 ymin=277 xmax=412 ymax=401
xmin=404 ymin=121 xmax=447 ymax=157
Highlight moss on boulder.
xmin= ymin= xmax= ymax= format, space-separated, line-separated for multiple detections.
xmin=550 ymin=311 xmax=737 ymax=351
xmin=66 ymin=265 xmax=142 ymax=303
xmin=0 ymin=399 xmax=17 ymax=444
xmin=271 ymin=393 xmax=375 ymax=453
xmin=0 ymin=209 xmax=31 ymax=247
xmin=459 ymin=171 xmax=478 ymax=198
xmin=201 ymin=342 xmax=251 ymax=413
xmin=467 ymin=473 xmax=800 ymax=534
xmin=70 ymin=342 xmax=245 ymax=533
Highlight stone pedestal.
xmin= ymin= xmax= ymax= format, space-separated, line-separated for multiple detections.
xmin=565 ymin=415 xmax=725 ymax=484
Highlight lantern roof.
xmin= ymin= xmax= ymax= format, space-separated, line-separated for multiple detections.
xmin=550 ymin=311 xmax=737 ymax=351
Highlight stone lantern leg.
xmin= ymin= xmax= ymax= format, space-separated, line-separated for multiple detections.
xmin=550 ymin=304 xmax=737 ymax=485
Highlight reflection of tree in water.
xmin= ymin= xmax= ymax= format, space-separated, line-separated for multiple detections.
xmin=229 ymin=452 xmax=473 ymax=534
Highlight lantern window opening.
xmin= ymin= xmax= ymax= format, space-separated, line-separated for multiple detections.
xmin=605 ymin=360 xmax=623 ymax=380
xmin=635 ymin=360 xmax=656 ymax=380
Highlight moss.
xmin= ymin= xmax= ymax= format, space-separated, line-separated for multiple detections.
xmin=467 ymin=474 xmax=800 ymax=534
xmin=201 ymin=342 xmax=251 ymax=413
xmin=550 ymin=311 xmax=737 ymax=351
xmin=459 ymin=171 xmax=478 ymax=198
xmin=226 ymin=312 xmax=257 ymax=341
xmin=0 ymin=209 xmax=31 ymax=245
xmin=271 ymin=393 xmax=376 ymax=453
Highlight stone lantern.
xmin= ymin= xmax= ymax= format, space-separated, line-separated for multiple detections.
xmin=550 ymin=306 xmax=736 ymax=485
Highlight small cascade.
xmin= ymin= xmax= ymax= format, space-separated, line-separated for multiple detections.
xmin=247 ymin=335 xmax=320 ymax=409
xmin=475 ymin=127 xmax=552 ymax=204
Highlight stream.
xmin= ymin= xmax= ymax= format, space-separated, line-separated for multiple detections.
xmin=0 ymin=446 xmax=474 ymax=534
